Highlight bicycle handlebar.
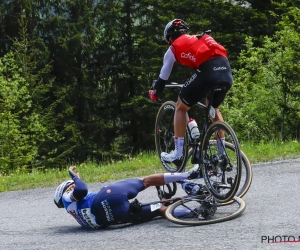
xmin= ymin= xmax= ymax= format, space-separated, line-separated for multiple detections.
xmin=165 ymin=82 xmax=183 ymax=88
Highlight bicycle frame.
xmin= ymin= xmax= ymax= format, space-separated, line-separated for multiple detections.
xmin=164 ymin=83 xmax=219 ymax=166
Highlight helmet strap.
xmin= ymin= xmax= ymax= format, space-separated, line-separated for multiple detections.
xmin=169 ymin=29 xmax=187 ymax=44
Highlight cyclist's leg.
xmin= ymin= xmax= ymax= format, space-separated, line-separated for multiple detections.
xmin=108 ymin=180 xmax=177 ymax=223
xmin=206 ymin=81 xmax=231 ymax=124
xmin=174 ymin=97 xmax=190 ymax=139
xmin=204 ymin=56 xmax=233 ymax=151
xmin=142 ymin=170 xmax=199 ymax=188
xmin=129 ymin=203 xmax=167 ymax=223
xmin=107 ymin=179 xmax=167 ymax=222
xmin=206 ymin=98 xmax=224 ymax=122
xmin=97 ymin=174 xmax=196 ymax=198
xmin=160 ymin=98 xmax=190 ymax=163
xmin=161 ymin=71 xmax=207 ymax=163
xmin=205 ymin=88 xmax=228 ymax=140
xmin=92 ymin=177 xmax=192 ymax=225
xmin=207 ymin=88 xmax=229 ymax=149
xmin=207 ymin=101 xmax=227 ymax=153
xmin=207 ymin=57 xmax=232 ymax=110
xmin=91 ymin=179 xmax=145 ymax=225
xmin=131 ymin=197 xmax=184 ymax=223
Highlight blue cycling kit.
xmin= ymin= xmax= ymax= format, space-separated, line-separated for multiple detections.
xmin=62 ymin=177 xmax=157 ymax=229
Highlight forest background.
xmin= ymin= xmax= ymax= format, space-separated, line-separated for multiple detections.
xmin=0 ymin=0 xmax=299 ymax=174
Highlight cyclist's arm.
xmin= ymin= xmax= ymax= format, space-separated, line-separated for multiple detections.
xmin=159 ymin=48 xmax=176 ymax=80
xmin=63 ymin=176 xmax=88 ymax=202
xmin=152 ymin=48 xmax=176 ymax=95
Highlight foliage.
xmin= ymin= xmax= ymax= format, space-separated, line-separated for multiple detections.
xmin=0 ymin=52 xmax=40 ymax=173
xmin=223 ymin=7 xmax=300 ymax=142
xmin=0 ymin=0 xmax=299 ymax=172
xmin=0 ymin=13 xmax=63 ymax=173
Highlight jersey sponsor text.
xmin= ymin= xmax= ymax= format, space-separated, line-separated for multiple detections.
xmin=101 ymin=200 xmax=114 ymax=222
xmin=181 ymin=52 xmax=196 ymax=62
xmin=213 ymin=66 xmax=227 ymax=71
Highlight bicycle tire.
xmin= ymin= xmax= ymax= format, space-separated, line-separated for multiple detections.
xmin=185 ymin=141 xmax=252 ymax=200
xmin=223 ymin=142 xmax=252 ymax=199
xmin=201 ymin=121 xmax=242 ymax=203
xmin=154 ymin=101 xmax=189 ymax=172
xmin=165 ymin=195 xmax=246 ymax=226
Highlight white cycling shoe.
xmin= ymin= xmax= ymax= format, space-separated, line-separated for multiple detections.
xmin=161 ymin=151 xmax=183 ymax=165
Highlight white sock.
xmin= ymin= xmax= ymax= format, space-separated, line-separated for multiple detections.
xmin=174 ymin=137 xmax=184 ymax=157
xmin=163 ymin=172 xmax=190 ymax=184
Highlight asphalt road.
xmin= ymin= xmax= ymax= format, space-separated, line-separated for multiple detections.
xmin=1 ymin=158 xmax=300 ymax=250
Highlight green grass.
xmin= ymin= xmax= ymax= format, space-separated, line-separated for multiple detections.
xmin=240 ymin=140 xmax=300 ymax=163
xmin=0 ymin=141 xmax=299 ymax=192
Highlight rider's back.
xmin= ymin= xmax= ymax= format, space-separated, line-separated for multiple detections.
xmin=170 ymin=34 xmax=227 ymax=70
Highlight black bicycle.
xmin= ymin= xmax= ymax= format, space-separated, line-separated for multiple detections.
xmin=155 ymin=83 xmax=247 ymax=203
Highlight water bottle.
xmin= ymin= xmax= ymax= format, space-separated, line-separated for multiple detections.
xmin=188 ymin=118 xmax=200 ymax=139
xmin=181 ymin=180 xmax=202 ymax=195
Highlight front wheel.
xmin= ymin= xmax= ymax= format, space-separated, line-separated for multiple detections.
xmin=201 ymin=121 xmax=242 ymax=203
xmin=185 ymin=141 xmax=252 ymax=200
xmin=154 ymin=101 xmax=189 ymax=172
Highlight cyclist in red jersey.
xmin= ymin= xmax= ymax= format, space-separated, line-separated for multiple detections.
xmin=149 ymin=19 xmax=233 ymax=165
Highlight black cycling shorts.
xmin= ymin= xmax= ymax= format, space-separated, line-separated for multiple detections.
xmin=179 ymin=56 xmax=233 ymax=108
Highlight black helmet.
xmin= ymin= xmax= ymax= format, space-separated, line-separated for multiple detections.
xmin=164 ymin=19 xmax=189 ymax=43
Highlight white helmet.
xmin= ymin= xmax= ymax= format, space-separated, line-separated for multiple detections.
xmin=54 ymin=180 xmax=74 ymax=208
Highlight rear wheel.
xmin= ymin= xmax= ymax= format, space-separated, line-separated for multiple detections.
xmin=223 ymin=142 xmax=252 ymax=199
xmin=165 ymin=195 xmax=246 ymax=226
xmin=155 ymin=101 xmax=189 ymax=172
xmin=201 ymin=121 xmax=242 ymax=203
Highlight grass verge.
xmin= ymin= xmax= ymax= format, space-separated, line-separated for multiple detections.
xmin=0 ymin=141 xmax=299 ymax=192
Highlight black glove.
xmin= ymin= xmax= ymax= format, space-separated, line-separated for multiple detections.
xmin=129 ymin=198 xmax=142 ymax=213
xmin=151 ymin=78 xmax=167 ymax=97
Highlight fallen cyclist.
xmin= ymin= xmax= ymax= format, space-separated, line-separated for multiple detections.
xmin=54 ymin=166 xmax=216 ymax=229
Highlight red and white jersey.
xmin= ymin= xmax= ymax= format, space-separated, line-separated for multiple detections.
xmin=159 ymin=34 xmax=228 ymax=80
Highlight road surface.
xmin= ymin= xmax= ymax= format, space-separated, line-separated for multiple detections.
xmin=1 ymin=158 xmax=300 ymax=250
